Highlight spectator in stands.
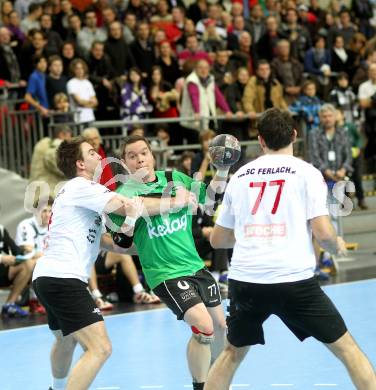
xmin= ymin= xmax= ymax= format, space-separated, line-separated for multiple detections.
xmin=178 ymin=34 xmax=211 ymax=67
xmin=336 ymin=109 xmax=368 ymax=210
xmin=46 ymin=55 xmax=68 ymax=109
xmin=224 ymin=67 xmax=250 ymax=141
xmin=329 ymin=72 xmax=359 ymax=124
xmin=304 ymin=34 xmax=332 ymax=97
xmin=348 ymin=33 xmax=367 ymax=78
xmin=327 ymin=9 xmax=357 ymax=48
xmin=29 ymin=125 xmax=72 ymax=197
xmin=89 ymin=251 xmax=161 ymax=309
xmin=256 ymin=15 xmax=285 ymax=62
xmin=0 ymin=27 xmax=24 ymax=87
xmin=309 ymin=103 xmax=353 ymax=191
xmin=191 ymin=129 xmax=216 ymax=183
xmin=120 ymin=67 xmax=152 ymax=130
xmin=5 ymin=10 xmax=26 ymax=49
xmin=20 ymin=3 xmax=42 ymax=34
xmin=60 ymin=41 xmax=79 ymax=77
xmin=65 ymin=13 xmax=82 ymax=44
xmin=24 ymin=54 xmax=49 ymax=117
xmin=358 ymin=63 xmax=376 ymax=172
xmin=242 ymin=59 xmax=288 ymax=121
xmin=148 ymin=66 xmax=179 ymax=119
xmin=104 ymin=21 xmax=135 ymax=78
xmin=52 ymin=92 xmax=75 ymax=124
xmin=82 ymin=127 xmax=117 ymax=191
xmin=15 ymin=199 xmax=53 ymax=314
xmin=212 ymin=49 xmax=234 ymax=92
xmin=202 ymin=19 xmax=223 ymax=54
xmin=0 ymin=0 xmax=13 ymax=26
xmin=177 ymin=150 xmax=195 ymax=175
xmin=19 ymin=29 xmax=47 ymax=80
xmin=330 ymin=34 xmax=354 ymax=76
xmin=271 ymin=39 xmax=304 ymax=104
xmin=67 ymin=58 xmax=98 ymax=124
xmin=129 ymin=21 xmax=155 ymax=78
xmin=77 ymin=9 xmax=107 ymax=56
xmin=156 ymin=40 xmax=181 ymax=86
xmin=151 ymin=0 xmax=172 ymax=23
xmin=101 ymin=5 xmax=118 ymax=32
xmin=226 ymin=15 xmax=249 ymax=51
xmin=40 ymin=13 xmax=63 ymax=56
xmin=125 ymin=0 xmax=156 ymax=21
xmin=180 ymin=59 xmax=232 ymax=142
xmin=187 ymin=0 xmax=207 ymax=25
xmin=0 ymin=223 xmax=33 ymax=317
xmin=353 ymin=0 xmax=374 ymax=39
xmin=53 ymin=0 xmax=77 ymax=40
xmin=230 ymin=31 xmax=256 ymax=76
xmin=352 ymin=48 xmax=376 ymax=93
xmin=196 ymin=3 xmax=226 ymax=39
xmin=123 ymin=11 xmax=137 ymax=44
xmin=282 ymin=8 xmax=312 ymax=62
xmin=87 ymin=41 xmax=117 ymax=122
xmin=248 ymin=4 xmax=265 ymax=45
xmin=289 ymin=80 xmax=322 ymax=133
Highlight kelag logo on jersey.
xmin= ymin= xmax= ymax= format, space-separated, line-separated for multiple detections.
xmin=147 ymin=215 xmax=187 ymax=239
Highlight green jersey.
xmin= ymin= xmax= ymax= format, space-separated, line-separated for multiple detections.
xmin=109 ymin=170 xmax=207 ymax=289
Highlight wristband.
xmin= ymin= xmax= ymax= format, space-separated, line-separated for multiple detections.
xmin=124 ymin=216 xmax=137 ymax=227
xmin=216 ymin=168 xmax=229 ymax=178
xmin=92 ymin=289 xmax=102 ymax=299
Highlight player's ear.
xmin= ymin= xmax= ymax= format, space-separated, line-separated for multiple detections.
xmin=76 ymin=159 xmax=85 ymax=170
xmin=258 ymin=135 xmax=265 ymax=149
xmin=292 ymin=129 xmax=298 ymax=142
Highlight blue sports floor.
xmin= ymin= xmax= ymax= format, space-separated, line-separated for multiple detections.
xmin=0 ymin=279 xmax=375 ymax=390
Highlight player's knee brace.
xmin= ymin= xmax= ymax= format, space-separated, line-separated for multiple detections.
xmin=191 ymin=326 xmax=214 ymax=344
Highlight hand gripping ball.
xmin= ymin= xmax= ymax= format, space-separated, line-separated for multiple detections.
xmin=208 ymin=134 xmax=241 ymax=168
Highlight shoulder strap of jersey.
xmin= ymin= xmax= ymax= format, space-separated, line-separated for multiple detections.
xmin=30 ymin=221 xmax=42 ymax=239
xmin=142 ymin=170 xmax=175 ymax=198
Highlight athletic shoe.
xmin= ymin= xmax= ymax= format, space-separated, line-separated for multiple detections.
xmin=320 ymin=255 xmax=337 ymax=275
xmin=314 ymin=266 xmax=330 ymax=281
xmin=1 ymin=303 xmax=29 ymax=317
xmin=29 ymin=299 xmax=46 ymax=315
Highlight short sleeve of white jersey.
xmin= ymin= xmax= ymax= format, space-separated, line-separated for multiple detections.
xmin=306 ymin=167 xmax=329 ymax=220
xmin=216 ymin=180 xmax=235 ymax=229
xmin=15 ymin=220 xmax=35 ymax=247
xmin=65 ymin=178 xmax=115 ymax=214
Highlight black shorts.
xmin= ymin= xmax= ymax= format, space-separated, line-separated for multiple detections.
xmin=95 ymin=251 xmax=111 ymax=275
xmin=227 ymin=277 xmax=347 ymax=347
xmin=33 ymin=277 xmax=103 ymax=336
xmin=0 ymin=264 xmax=10 ymax=287
xmin=153 ymin=268 xmax=221 ymax=320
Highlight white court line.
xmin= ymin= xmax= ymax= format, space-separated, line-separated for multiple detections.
xmin=314 ymin=384 xmax=338 ymax=387
xmin=96 ymin=387 xmax=121 ymax=390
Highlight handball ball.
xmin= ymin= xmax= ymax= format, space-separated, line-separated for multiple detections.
xmin=208 ymin=134 xmax=241 ymax=168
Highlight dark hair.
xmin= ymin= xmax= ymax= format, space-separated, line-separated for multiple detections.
xmin=337 ymin=71 xmax=349 ymax=81
xmin=256 ymin=59 xmax=270 ymax=69
xmin=257 ymin=108 xmax=295 ymax=150
xmin=120 ymin=135 xmax=152 ymax=158
xmin=57 ymin=136 xmax=86 ymax=179
xmin=32 ymin=53 xmax=47 ymax=67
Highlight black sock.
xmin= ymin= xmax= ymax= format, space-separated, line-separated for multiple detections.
xmin=193 ymin=383 xmax=204 ymax=390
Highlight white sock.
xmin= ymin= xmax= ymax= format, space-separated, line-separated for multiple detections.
xmin=133 ymin=283 xmax=144 ymax=294
xmin=52 ymin=377 xmax=67 ymax=390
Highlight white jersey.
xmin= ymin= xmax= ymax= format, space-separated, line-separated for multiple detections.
xmin=216 ymin=154 xmax=328 ymax=284
xmin=15 ymin=216 xmax=48 ymax=253
xmin=32 ymin=177 xmax=115 ymax=282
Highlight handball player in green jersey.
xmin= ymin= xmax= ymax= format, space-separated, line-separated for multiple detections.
xmin=108 ymin=135 xmax=237 ymax=390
